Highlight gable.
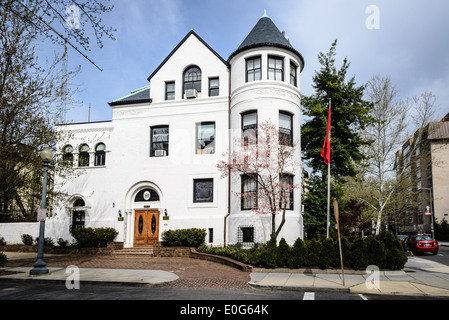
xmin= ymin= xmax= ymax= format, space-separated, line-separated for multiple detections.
xmin=147 ymin=30 xmax=230 ymax=103
xmin=148 ymin=30 xmax=229 ymax=82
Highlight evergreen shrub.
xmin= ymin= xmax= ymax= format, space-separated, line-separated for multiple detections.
xmin=71 ymin=227 xmax=118 ymax=248
xmin=161 ymin=228 xmax=206 ymax=247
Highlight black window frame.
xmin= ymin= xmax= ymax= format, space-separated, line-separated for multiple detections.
xmin=196 ymin=122 xmax=215 ymax=154
xmin=183 ymin=66 xmax=202 ymax=95
xmin=165 ymin=81 xmax=175 ymax=100
xmin=268 ymin=56 xmax=284 ymax=81
xmin=246 ymin=56 xmax=261 ymax=82
xmin=150 ymin=125 xmax=169 ymax=157
xmin=279 ymin=173 xmax=294 ymax=210
xmin=290 ymin=61 xmax=298 ymax=86
xmin=241 ymin=174 xmax=258 ymax=210
xmin=94 ymin=143 xmax=106 ymax=166
xmin=241 ymin=110 xmax=258 ymax=144
xmin=279 ymin=111 xmax=293 ymax=146
xmin=63 ymin=145 xmax=74 ymax=166
xmin=193 ymin=178 xmax=214 ymax=203
xmin=208 ymin=77 xmax=219 ymax=96
xmin=78 ymin=144 xmax=90 ymax=167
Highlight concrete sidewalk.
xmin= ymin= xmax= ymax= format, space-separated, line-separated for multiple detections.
xmin=2 ymin=249 xmax=449 ymax=298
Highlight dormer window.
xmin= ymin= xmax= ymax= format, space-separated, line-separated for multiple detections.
xmin=184 ymin=66 xmax=201 ymax=97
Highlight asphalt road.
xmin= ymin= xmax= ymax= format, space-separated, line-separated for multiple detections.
xmin=415 ymin=244 xmax=449 ymax=266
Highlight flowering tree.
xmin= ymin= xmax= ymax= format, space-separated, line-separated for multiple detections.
xmin=217 ymin=121 xmax=300 ymax=239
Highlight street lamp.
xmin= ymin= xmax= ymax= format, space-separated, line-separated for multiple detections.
xmin=30 ymin=147 xmax=53 ymax=275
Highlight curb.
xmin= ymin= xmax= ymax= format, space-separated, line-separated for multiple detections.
xmin=248 ymin=281 xmax=350 ymax=293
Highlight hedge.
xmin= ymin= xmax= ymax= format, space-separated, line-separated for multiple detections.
xmin=71 ymin=227 xmax=118 ymax=248
xmin=198 ymin=231 xmax=408 ymax=270
xmin=161 ymin=228 xmax=206 ymax=248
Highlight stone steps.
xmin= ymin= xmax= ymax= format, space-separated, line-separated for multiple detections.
xmin=112 ymin=246 xmax=154 ymax=256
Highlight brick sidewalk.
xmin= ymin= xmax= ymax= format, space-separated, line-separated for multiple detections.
xmin=4 ymin=254 xmax=252 ymax=290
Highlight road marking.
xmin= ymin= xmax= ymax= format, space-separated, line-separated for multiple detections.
xmin=359 ymin=294 xmax=368 ymax=300
xmin=303 ymin=292 xmax=315 ymax=300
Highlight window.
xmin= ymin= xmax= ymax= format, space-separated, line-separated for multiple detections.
xmin=280 ymin=174 xmax=294 ymax=210
xmin=238 ymin=226 xmax=255 ymax=244
xmin=94 ymin=143 xmax=106 ymax=166
xmin=196 ymin=122 xmax=215 ymax=154
xmin=209 ymin=77 xmax=219 ymax=96
xmin=208 ymin=228 xmax=214 ymax=243
xmin=290 ymin=62 xmax=297 ymax=86
xmin=193 ymin=178 xmax=214 ymax=203
xmin=246 ymin=56 xmax=261 ymax=82
xmin=63 ymin=145 xmax=73 ymax=166
xmin=134 ymin=188 xmax=160 ymax=202
xmin=242 ymin=111 xmax=257 ymax=144
xmin=279 ymin=111 xmax=293 ymax=146
xmin=165 ymin=82 xmax=175 ymax=100
xmin=151 ymin=126 xmax=169 ymax=157
xmin=72 ymin=199 xmax=85 ymax=230
xmin=78 ymin=144 xmax=89 ymax=167
xmin=184 ymin=66 xmax=201 ymax=94
xmin=241 ymin=175 xmax=258 ymax=210
xmin=268 ymin=56 xmax=284 ymax=81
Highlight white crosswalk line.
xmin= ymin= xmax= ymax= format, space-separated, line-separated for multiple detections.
xmin=303 ymin=292 xmax=315 ymax=300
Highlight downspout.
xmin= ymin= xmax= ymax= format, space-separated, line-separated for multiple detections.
xmin=224 ymin=65 xmax=231 ymax=247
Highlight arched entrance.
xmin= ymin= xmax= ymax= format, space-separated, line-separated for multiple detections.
xmin=124 ymin=182 xmax=163 ymax=247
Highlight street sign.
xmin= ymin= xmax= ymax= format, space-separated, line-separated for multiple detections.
xmin=37 ymin=209 xmax=47 ymax=222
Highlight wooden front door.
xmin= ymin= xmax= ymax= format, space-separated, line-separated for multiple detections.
xmin=134 ymin=210 xmax=159 ymax=246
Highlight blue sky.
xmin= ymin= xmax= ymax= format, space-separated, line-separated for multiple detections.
xmin=56 ymin=0 xmax=449 ymax=124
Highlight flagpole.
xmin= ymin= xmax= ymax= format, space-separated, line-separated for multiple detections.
xmin=327 ymin=98 xmax=331 ymax=238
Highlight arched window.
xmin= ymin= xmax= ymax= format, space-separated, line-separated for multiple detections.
xmin=134 ymin=188 xmax=160 ymax=202
xmin=78 ymin=144 xmax=90 ymax=167
xmin=95 ymin=143 xmax=106 ymax=166
xmin=63 ymin=145 xmax=73 ymax=166
xmin=184 ymin=66 xmax=201 ymax=95
xmin=72 ymin=199 xmax=86 ymax=230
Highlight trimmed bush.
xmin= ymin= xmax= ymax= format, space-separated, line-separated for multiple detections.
xmin=290 ymin=238 xmax=306 ymax=268
xmin=350 ymin=238 xmax=367 ymax=270
xmin=305 ymin=239 xmax=321 ymax=267
xmin=277 ymin=238 xmax=291 ymax=268
xmin=257 ymin=236 xmax=277 ymax=269
xmin=365 ymin=236 xmax=386 ymax=268
xmin=161 ymin=228 xmax=206 ymax=247
xmin=21 ymin=234 xmax=33 ymax=246
xmin=71 ymin=227 xmax=118 ymax=248
xmin=318 ymin=238 xmax=335 ymax=270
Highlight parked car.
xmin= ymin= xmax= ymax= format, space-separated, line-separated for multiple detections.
xmin=396 ymin=235 xmax=409 ymax=251
xmin=407 ymin=235 xmax=439 ymax=255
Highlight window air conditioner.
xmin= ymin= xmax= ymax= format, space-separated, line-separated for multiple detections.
xmin=154 ymin=150 xmax=166 ymax=157
xmin=185 ymin=89 xmax=197 ymax=99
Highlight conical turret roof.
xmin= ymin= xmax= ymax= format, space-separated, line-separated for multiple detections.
xmin=229 ymin=13 xmax=304 ymax=70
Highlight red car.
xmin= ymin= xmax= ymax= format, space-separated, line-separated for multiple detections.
xmin=407 ymin=235 xmax=439 ymax=255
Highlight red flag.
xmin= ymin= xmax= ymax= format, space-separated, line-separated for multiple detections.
xmin=320 ymin=103 xmax=331 ymax=165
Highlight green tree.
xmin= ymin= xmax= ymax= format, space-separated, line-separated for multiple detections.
xmin=301 ymin=40 xmax=373 ymax=181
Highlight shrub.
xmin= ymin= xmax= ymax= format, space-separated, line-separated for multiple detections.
xmin=162 ymin=228 xmax=206 ymax=247
xmin=277 ymin=238 xmax=291 ymax=268
xmin=0 ymin=252 xmax=7 ymax=267
xmin=318 ymin=238 xmax=335 ymax=270
xmin=305 ymin=239 xmax=321 ymax=267
xmin=0 ymin=236 xmax=6 ymax=246
xmin=57 ymin=238 xmax=69 ymax=248
xmin=365 ymin=236 xmax=386 ymax=269
xmin=35 ymin=237 xmax=55 ymax=247
xmin=71 ymin=227 xmax=118 ymax=248
xmin=349 ymin=238 xmax=367 ymax=270
xmin=257 ymin=236 xmax=277 ymax=268
xmin=21 ymin=234 xmax=33 ymax=246
xmin=379 ymin=231 xmax=407 ymax=270
xmin=290 ymin=238 xmax=306 ymax=268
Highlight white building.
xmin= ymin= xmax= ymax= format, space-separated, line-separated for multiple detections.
xmin=48 ymin=13 xmax=305 ymax=247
